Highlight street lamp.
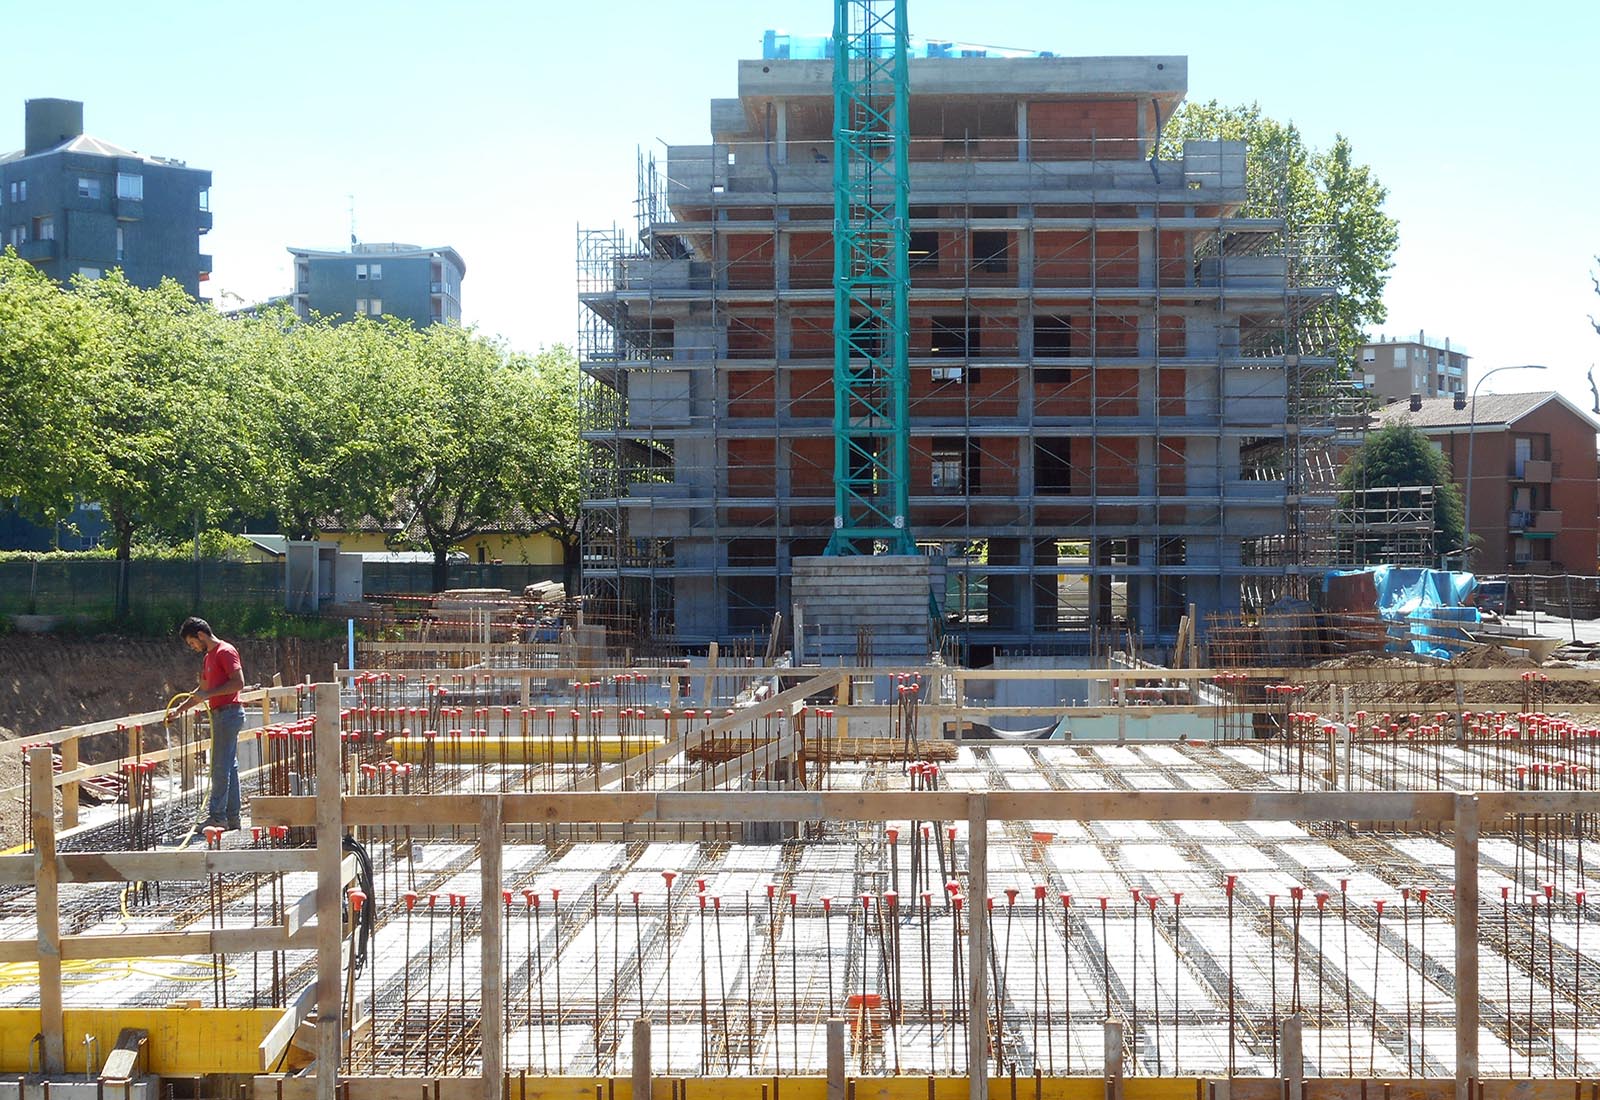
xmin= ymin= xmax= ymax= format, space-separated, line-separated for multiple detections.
xmin=1462 ymin=363 xmax=1548 ymax=571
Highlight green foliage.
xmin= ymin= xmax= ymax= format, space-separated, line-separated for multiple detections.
xmin=1160 ymin=102 xmax=1399 ymax=369
xmin=0 ymin=259 xmax=584 ymax=611
xmin=1338 ymin=422 xmax=1465 ymax=558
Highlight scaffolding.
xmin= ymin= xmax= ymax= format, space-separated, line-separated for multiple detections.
xmin=577 ymin=53 xmax=1381 ymax=652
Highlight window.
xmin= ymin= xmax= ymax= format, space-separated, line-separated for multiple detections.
xmin=8 ymin=180 xmax=26 ymax=202
xmin=116 ymin=227 xmax=125 ymax=261
xmin=1393 ymin=347 xmax=1407 ymax=368
xmin=32 ymin=215 xmax=53 ymax=241
xmin=1033 ymin=314 xmax=1074 ymax=383
xmin=931 ymin=316 xmax=977 ymax=382
xmin=77 ymin=176 xmax=101 ymax=199
xmin=197 ymin=188 xmax=210 ymax=212
xmin=908 ymin=230 xmax=940 ymax=270
xmin=368 ymin=263 xmax=381 ymax=281
xmin=1035 ymin=438 xmax=1072 ymax=494
xmin=971 ymin=230 xmax=1009 ymax=273
xmin=355 ymin=298 xmax=368 ymax=315
xmin=7 ymin=225 xmax=28 ymax=246
xmin=355 ymin=264 xmax=368 ymax=280
xmin=1361 ymin=348 xmax=1375 ymax=362
xmin=369 ymin=298 xmax=381 ymax=315
xmin=116 ymin=173 xmax=143 ymax=200
xmin=77 ymin=267 xmax=102 ymax=280
xmin=931 ymin=438 xmax=977 ymax=495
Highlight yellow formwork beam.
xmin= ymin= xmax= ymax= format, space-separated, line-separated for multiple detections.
xmin=390 ymin=736 xmax=667 ymax=765
xmin=0 ymin=1007 xmax=283 ymax=1076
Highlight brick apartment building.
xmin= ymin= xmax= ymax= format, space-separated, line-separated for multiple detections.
xmin=578 ymin=39 xmax=1343 ymax=651
xmin=1379 ymin=391 xmax=1599 ymax=574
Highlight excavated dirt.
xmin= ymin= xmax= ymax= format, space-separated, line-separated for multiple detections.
xmin=1303 ymin=647 xmax=1600 ymax=709
xmin=0 ymin=635 xmax=343 ymax=848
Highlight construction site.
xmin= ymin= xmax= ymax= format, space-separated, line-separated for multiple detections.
xmin=4 ymin=5 xmax=1597 ymax=1100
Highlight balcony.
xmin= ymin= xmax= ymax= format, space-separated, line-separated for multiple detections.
xmin=1508 ymin=510 xmax=1532 ymax=532
xmin=17 ymin=238 xmax=56 ymax=261
xmin=114 ymin=198 xmax=143 ymax=221
xmin=197 ymin=210 xmax=213 ymax=233
xmin=1534 ymin=509 xmax=1562 ymax=533
xmin=1519 ymin=459 xmax=1552 ymax=483
xmin=197 ymin=254 xmax=213 ymax=275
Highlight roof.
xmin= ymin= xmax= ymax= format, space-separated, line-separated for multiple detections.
xmin=287 ymin=243 xmax=466 ymax=276
xmin=1376 ymin=391 xmax=1599 ymax=432
xmin=0 ymin=133 xmax=194 ymax=168
xmin=316 ymin=504 xmax=554 ymax=540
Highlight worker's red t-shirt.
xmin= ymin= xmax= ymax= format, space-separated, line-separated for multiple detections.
xmin=202 ymin=640 xmax=243 ymax=709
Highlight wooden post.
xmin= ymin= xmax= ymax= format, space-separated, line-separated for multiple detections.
xmin=1281 ymin=1014 xmax=1303 ymax=1100
xmin=314 ymin=683 xmax=343 ymax=1100
xmin=1454 ymin=795 xmax=1479 ymax=1100
xmin=29 ymin=746 xmax=64 ymax=1073
xmin=702 ymin=641 xmax=719 ymax=709
xmin=59 ymin=736 xmax=79 ymax=831
xmin=481 ymin=795 xmax=505 ymax=1098
xmin=1102 ymin=1020 xmax=1123 ymax=1100
xmin=826 ymin=1018 xmax=846 ymax=1100
xmin=967 ymin=794 xmax=988 ymax=1100
xmin=632 ymin=1019 xmax=652 ymax=1100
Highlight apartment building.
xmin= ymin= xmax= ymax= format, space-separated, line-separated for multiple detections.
xmin=0 ymin=98 xmax=212 ymax=296
xmin=1359 ymin=332 xmax=1469 ymax=402
xmin=287 ymin=242 xmax=464 ymax=327
xmin=578 ymin=42 xmax=1343 ymax=652
xmin=1378 ymin=391 xmax=1598 ymax=574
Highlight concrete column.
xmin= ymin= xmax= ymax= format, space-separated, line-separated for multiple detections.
xmin=1455 ymin=796 xmax=1480 ymax=1100
xmin=1281 ymin=1014 xmax=1303 ymax=1100
xmin=633 ymin=1019 xmax=652 ymax=1100
xmin=1017 ymin=101 xmax=1029 ymax=163
xmin=774 ymin=98 xmax=788 ymax=165
xmin=827 ymin=1019 xmax=846 ymax=1100
xmin=1103 ymin=1020 xmax=1123 ymax=1100
xmin=967 ymin=795 xmax=989 ymax=1100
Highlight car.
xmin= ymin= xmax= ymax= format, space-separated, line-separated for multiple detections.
xmin=1476 ymin=580 xmax=1509 ymax=615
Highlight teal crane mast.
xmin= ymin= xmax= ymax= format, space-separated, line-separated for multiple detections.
xmin=824 ymin=0 xmax=915 ymax=556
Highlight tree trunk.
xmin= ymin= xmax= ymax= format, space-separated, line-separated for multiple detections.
xmin=114 ymin=518 xmax=134 ymax=622
xmin=431 ymin=546 xmax=450 ymax=593
xmin=561 ymin=536 xmax=579 ymax=596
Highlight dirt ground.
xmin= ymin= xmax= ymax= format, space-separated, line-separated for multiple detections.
xmin=0 ymin=634 xmax=343 ymax=848
xmin=1304 ymin=646 xmax=1600 ymax=709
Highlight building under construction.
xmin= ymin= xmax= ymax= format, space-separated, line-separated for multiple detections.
xmin=578 ymin=38 xmax=1380 ymax=653
xmin=4 ymin=642 xmax=1599 ymax=1099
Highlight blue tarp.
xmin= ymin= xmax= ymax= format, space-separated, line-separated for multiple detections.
xmin=1324 ymin=566 xmax=1480 ymax=659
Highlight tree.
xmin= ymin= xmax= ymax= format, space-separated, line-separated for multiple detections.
xmin=371 ymin=323 xmax=552 ymax=592
xmin=1338 ymin=422 xmax=1464 ymax=561
xmin=0 ymin=252 xmax=96 ymax=512
xmin=1160 ymin=102 xmax=1399 ymax=368
xmin=70 ymin=272 xmax=268 ymax=617
xmin=525 ymin=346 xmax=583 ymax=592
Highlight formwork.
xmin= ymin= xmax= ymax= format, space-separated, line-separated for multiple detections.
xmin=4 ymin=651 xmax=1598 ymax=1099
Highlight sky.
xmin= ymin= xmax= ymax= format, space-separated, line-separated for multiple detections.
xmin=4 ymin=0 xmax=1599 ymax=402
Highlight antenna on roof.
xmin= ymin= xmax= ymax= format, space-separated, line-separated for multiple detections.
xmin=348 ymin=194 xmax=357 ymax=248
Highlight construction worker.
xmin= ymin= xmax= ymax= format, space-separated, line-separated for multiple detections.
xmin=174 ymin=616 xmax=246 ymax=831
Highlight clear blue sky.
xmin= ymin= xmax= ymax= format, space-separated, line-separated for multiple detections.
xmin=5 ymin=0 xmax=1598 ymax=401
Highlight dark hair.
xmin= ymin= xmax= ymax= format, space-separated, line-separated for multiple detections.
xmin=178 ymin=616 xmax=213 ymax=640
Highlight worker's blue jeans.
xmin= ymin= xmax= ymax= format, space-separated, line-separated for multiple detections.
xmin=207 ymin=704 xmax=245 ymax=824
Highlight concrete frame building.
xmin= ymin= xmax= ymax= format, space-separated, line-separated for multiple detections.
xmin=288 ymin=242 xmax=464 ymax=328
xmin=0 ymin=98 xmax=212 ymax=297
xmin=579 ymin=46 xmax=1349 ymax=653
xmin=1358 ymin=331 xmax=1469 ymax=403
xmin=1378 ymin=390 xmax=1599 ymax=575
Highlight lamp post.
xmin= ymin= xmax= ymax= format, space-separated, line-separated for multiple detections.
xmin=1462 ymin=364 xmax=1547 ymax=571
